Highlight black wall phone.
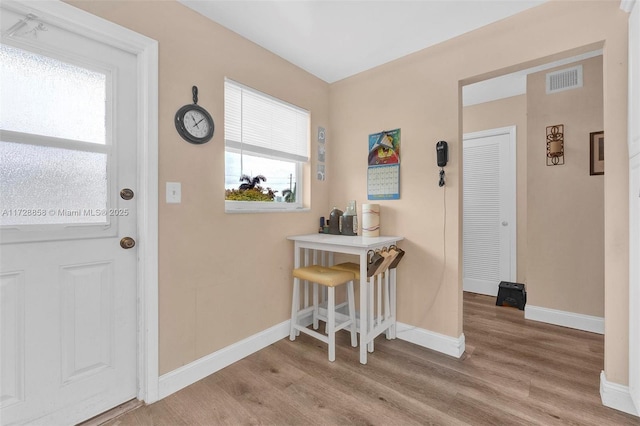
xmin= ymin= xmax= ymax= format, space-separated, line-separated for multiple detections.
xmin=436 ymin=141 xmax=448 ymax=187
xmin=436 ymin=140 xmax=448 ymax=167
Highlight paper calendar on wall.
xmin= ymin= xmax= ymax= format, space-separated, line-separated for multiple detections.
xmin=368 ymin=129 xmax=400 ymax=200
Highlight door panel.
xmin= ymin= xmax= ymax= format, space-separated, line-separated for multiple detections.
xmin=463 ymin=127 xmax=517 ymax=296
xmin=0 ymin=5 xmax=138 ymax=424
xmin=60 ymin=261 xmax=114 ymax=384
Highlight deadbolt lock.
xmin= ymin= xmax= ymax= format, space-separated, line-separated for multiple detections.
xmin=120 ymin=188 xmax=134 ymax=200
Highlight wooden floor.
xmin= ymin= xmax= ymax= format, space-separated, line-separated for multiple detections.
xmin=104 ymin=293 xmax=639 ymax=425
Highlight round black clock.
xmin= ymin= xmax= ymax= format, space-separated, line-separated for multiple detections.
xmin=175 ymin=86 xmax=214 ymax=144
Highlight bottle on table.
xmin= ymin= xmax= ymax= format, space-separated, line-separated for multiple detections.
xmin=342 ymin=200 xmax=357 ymax=236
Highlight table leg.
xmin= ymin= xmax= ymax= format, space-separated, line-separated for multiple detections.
xmin=367 ymin=275 xmax=374 ymax=353
xmin=290 ymin=244 xmax=302 ymax=340
xmin=389 ymin=267 xmax=397 ymax=339
xmin=359 ymin=253 xmax=368 ymax=365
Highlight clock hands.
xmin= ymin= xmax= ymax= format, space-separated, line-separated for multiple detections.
xmin=188 ymin=114 xmax=207 ymax=131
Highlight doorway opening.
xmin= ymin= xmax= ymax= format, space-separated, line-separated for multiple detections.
xmin=461 ymin=48 xmax=605 ymax=332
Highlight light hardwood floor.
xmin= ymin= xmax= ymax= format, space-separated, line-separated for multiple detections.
xmin=103 ymin=293 xmax=639 ymax=425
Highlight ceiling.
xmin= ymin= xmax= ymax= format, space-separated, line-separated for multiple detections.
xmin=178 ymin=0 xmax=547 ymax=84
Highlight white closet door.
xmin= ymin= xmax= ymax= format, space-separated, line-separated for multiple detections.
xmin=463 ymin=127 xmax=517 ymax=296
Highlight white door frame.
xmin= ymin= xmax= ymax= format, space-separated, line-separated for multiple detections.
xmin=4 ymin=0 xmax=160 ymax=404
xmin=462 ymin=125 xmax=518 ymax=294
xmin=624 ymin=0 xmax=640 ymax=415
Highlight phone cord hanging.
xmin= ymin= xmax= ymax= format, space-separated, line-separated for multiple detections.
xmin=439 ymin=168 xmax=445 ymax=187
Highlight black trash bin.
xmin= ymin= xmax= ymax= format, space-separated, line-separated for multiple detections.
xmin=496 ymin=281 xmax=526 ymax=310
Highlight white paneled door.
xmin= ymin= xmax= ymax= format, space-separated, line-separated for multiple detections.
xmin=463 ymin=127 xmax=517 ymax=296
xmin=0 ymin=5 xmax=138 ymax=425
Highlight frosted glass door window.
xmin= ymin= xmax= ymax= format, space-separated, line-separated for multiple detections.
xmin=0 ymin=142 xmax=108 ymax=225
xmin=0 ymin=43 xmax=110 ymax=226
xmin=0 ymin=44 xmax=106 ymax=144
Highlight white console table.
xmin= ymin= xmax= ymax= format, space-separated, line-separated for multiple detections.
xmin=287 ymin=233 xmax=404 ymax=364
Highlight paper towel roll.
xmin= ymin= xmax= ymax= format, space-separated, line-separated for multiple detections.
xmin=362 ymin=204 xmax=380 ymax=237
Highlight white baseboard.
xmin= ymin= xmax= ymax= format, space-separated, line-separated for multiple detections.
xmin=463 ymin=280 xmax=498 ymax=297
xmin=158 ymin=319 xmax=466 ymax=400
xmin=525 ymin=305 xmax=604 ymax=334
xmin=158 ymin=320 xmax=290 ymax=399
xmin=600 ymin=371 xmax=639 ymax=416
xmin=396 ymin=322 xmax=465 ymax=358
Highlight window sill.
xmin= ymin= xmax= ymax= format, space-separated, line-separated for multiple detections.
xmin=224 ymin=201 xmax=309 ymax=214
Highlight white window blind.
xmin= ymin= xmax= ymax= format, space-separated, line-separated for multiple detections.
xmin=224 ymin=78 xmax=309 ymax=162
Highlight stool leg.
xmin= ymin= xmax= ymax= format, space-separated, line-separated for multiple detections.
xmin=312 ymin=283 xmax=319 ymax=329
xmin=347 ymin=281 xmax=357 ymax=347
xmin=290 ymin=277 xmax=300 ymax=341
xmin=327 ymin=286 xmax=336 ymax=362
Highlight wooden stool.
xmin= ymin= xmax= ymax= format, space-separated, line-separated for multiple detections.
xmin=330 ymin=258 xmax=395 ymax=354
xmin=289 ymin=265 xmax=357 ymax=361
xmin=329 ymin=262 xmax=361 ymax=280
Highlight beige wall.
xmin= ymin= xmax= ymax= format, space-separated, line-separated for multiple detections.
xmin=68 ymin=0 xmax=331 ymax=374
xmin=329 ymin=1 xmax=629 ymax=384
xmin=69 ymin=0 xmax=631 ymax=386
xmin=463 ymin=95 xmax=528 ymax=283
xmin=527 ymin=56 xmax=604 ymax=317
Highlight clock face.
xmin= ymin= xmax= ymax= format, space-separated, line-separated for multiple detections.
xmin=175 ymin=104 xmax=214 ymax=144
xmin=183 ymin=109 xmax=210 ymax=138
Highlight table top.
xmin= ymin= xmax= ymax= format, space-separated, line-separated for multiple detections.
xmin=287 ymin=233 xmax=403 ymax=249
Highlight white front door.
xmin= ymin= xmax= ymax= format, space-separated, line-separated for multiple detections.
xmin=0 ymin=5 xmax=138 ymax=425
xmin=463 ymin=126 xmax=517 ymax=296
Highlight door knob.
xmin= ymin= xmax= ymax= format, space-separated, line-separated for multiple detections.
xmin=120 ymin=237 xmax=136 ymax=249
xmin=501 ymin=221 xmax=509 ymax=226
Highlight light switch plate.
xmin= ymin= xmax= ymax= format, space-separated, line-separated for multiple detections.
xmin=166 ymin=182 xmax=181 ymax=204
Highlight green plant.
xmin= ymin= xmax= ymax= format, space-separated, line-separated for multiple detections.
xmin=225 ymin=174 xmax=278 ymax=201
xmin=282 ymin=183 xmax=296 ymax=203
xmin=225 ymin=187 xmax=276 ymax=201
xmin=238 ymin=174 xmax=266 ymax=190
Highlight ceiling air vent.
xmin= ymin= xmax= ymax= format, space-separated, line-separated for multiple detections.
xmin=546 ymin=65 xmax=583 ymax=94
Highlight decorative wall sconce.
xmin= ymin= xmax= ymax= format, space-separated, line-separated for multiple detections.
xmin=546 ymin=124 xmax=565 ymax=166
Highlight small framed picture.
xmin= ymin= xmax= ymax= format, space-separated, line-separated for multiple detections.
xmin=590 ymin=131 xmax=604 ymax=176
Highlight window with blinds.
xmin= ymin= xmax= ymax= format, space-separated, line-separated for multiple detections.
xmin=224 ymin=78 xmax=309 ymax=211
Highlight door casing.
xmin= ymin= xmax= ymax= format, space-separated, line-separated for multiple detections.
xmin=626 ymin=0 xmax=640 ymax=414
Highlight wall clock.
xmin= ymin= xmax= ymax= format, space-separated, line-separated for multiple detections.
xmin=175 ymin=86 xmax=214 ymax=144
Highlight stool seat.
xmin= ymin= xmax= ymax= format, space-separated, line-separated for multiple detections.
xmin=328 ymin=262 xmax=361 ymax=280
xmin=293 ymin=265 xmax=354 ymax=287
